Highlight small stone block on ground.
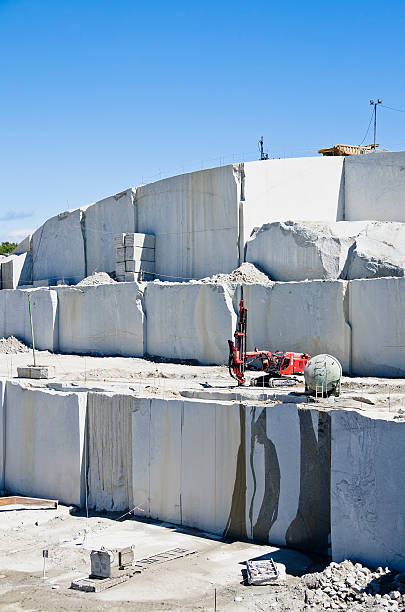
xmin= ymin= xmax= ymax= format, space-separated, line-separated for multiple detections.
xmin=17 ymin=365 xmax=56 ymax=379
xmin=246 ymin=559 xmax=286 ymax=586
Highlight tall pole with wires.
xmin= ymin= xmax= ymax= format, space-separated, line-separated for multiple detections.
xmin=370 ymin=99 xmax=382 ymax=150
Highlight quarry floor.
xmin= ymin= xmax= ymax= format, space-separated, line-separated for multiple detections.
xmin=0 ymin=503 xmax=320 ymax=612
xmin=1 ymin=349 xmax=405 ymax=418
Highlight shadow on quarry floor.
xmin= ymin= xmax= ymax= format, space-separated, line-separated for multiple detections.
xmin=70 ymin=507 xmax=329 ymax=578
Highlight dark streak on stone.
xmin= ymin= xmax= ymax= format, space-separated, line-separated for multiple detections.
xmin=223 ymin=404 xmax=247 ymax=540
xmin=286 ymin=409 xmax=331 ymax=555
xmin=250 ymin=407 xmax=280 ymax=543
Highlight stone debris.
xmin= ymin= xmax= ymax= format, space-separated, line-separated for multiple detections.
xmin=246 ymin=220 xmax=405 ymax=281
xmin=201 ymin=262 xmax=272 ymax=285
xmin=247 ymin=559 xmax=286 ymax=586
xmin=0 ymin=336 xmax=29 ymax=354
xmin=77 ymin=272 xmax=117 ymax=286
xmin=260 ymin=560 xmax=405 ymax=611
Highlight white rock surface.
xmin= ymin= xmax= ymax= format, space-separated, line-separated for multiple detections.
xmin=331 ymin=408 xmax=405 ymax=572
xmin=136 ymin=165 xmax=240 ymax=281
xmin=56 ymin=283 xmax=145 ymax=357
xmin=84 ymin=189 xmax=136 ymax=275
xmin=246 ymin=220 xmax=405 ymax=282
xmin=242 ymin=280 xmax=350 ymax=372
xmin=242 ymin=157 xmax=345 ymax=242
xmin=0 ymin=288 xmax=58 ymax=351
xmin=32 ymin=208 xmax=86 ymax=284
xmin=246 ymin=220 xmax=367 ymax=281
xmin=0 ymin=380 xmax=4 ymax=492
xmin=87 ymin=391 xmax=133 ymax=511
xmin=345 ymin=151 xmax=405 ymax=222
xmin=1 ymin=253 xmax=33 ymax=288
xmin=144 ymin=282 xmax=236 ymax=364
xmin=350 ymin=277 xmax=405 ymax=377
xmin=12 ymin=234 xmax=32 ymax=255
xmin=346 ymin=221 xmax=405 ymax=279
xmin=4 ymin=382 xmax=87 ymax=506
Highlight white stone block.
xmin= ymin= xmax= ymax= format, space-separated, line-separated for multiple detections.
xmin=345 ymin=151 xmax=405 ymax=222
xmin=85 ymin=190 xmax=136 ymax=275
xmin=350 ymin=277 xmax=405 ymax=377
xmin=346 ymin=221 xmax=405 ymax=279
xmin=242 ymin=280 xmax=350 ymax=373
xmin=87 ymin=392 xmax=134 ymax=511
xmin=246 ymin=221 xmax=367 ymax=281
xmin=136 ymin=165 xmax=240 ymax=280
xmin=144 ymin=282 xmax=236 ymax=364
xmin=1 ymin=253 xmax=33 ymax=289
xmin=4 ymin=382 xmax=87 ymax=507
xmin=0 ymin=380 xmax=5 ymax=492
xmin=125 ymin=246 xmax=155 ymax=262
xmin=0 ymin=288 xmax=58 ymax=351
xmin=124 ymin=233 xmax=155 ymax=248
xmin=12 ymin=234 xmax=32 ymax=255
xmin=115 ymin=247 xmax=125 ymax=263
xmin=32 ymin=208 xmax=86 ymax=285
xmin=331 ymin=409 xmax=405 ymax=572
xmin=242 ymin=157 xmax=345 ymax=242
xmin=114 ymin=233 xmax=125 ymax=247
xmin=125 ymin=260 xmax=154 ymax=273
xmin=56 ymin=283 xmax=145 ymax=357
xmin=115 ymin=262 xmax=126 ymax=275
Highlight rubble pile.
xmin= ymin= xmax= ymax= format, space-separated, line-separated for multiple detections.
xmin=0 ymin=336 xmax=29 ymax=354
xmin=77 ymin=272 xmax=117 ymax=286
xmin=263 ymin=560 xmax=405 ymax=611
xmin=201 ymin=262 xmax=272 ymax=285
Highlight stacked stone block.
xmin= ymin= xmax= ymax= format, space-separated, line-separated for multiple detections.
xmin=114 ymin=233 xmax=155 ymax=282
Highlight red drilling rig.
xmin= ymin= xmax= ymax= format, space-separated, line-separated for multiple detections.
xmin=228 ymin=300 xmax=311 ymax=386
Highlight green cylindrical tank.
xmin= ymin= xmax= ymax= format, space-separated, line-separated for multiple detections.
xmin=304 ymin=354 xmax=342 ymax=397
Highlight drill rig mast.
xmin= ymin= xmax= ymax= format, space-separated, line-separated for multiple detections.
xmin=228 ymin=300 xmax=310 ymax=386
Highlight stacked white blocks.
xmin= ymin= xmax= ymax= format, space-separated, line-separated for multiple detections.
xmin=114 ymin=233 xmax=155 ymax=282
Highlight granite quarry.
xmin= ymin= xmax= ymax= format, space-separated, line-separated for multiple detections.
xmin=1 ymin=152 xmax=405 ymax=611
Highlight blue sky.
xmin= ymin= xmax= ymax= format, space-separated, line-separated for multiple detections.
xmin=0 ymin=0 xmax=404 ymax=242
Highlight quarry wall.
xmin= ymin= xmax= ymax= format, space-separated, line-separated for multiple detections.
xmin=331 ymin=409 xmax=405 ymax=573
xmin=135 ymin=165 xmax=241 ymax=280
xmin=55 ymin=283 xmax=145 ymax=357
xmin=21 ymin=151 xmax=405 ymax=286
xmin=1 ymin=276 xmax=405 ymax=376
xmin=2 ymin=383 xmax=404 ymax=570
xmin=3 ymin=382 xmax=87 ymax=506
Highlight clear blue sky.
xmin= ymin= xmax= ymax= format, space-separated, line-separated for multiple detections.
xmin=0 ymin=0 xmax=404 ymax=243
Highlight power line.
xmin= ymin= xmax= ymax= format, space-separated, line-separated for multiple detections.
xmin=359 ymin=108 xmax=375 ymax=146
xmin=381 ymin=104 xmax=405 ymax=114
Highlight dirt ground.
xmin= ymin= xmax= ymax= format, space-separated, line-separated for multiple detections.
xmin=0 ymin=504 xmax=318 ymax=612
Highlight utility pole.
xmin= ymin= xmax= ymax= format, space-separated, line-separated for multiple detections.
xmin=370 ymin=99 xmax=382 ymax=150
xmin=258 ymin=136 xmax=269 ymax=160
